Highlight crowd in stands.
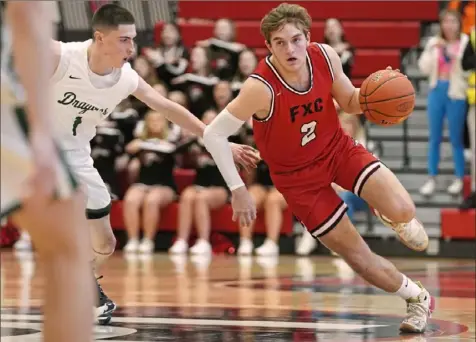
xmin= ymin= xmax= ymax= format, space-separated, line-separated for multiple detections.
xmin=11 ymin=2 xmax=476 ymax=254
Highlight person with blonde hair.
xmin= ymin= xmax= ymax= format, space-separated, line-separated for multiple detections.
xmin=418 ymin=10 xmax=469 ymax=196
xmin=202 ymin=3 xmax=433 ymax=334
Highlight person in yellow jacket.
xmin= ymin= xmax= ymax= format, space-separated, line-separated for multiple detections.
xmin=460 ymin=27 xmax=476 ymax=209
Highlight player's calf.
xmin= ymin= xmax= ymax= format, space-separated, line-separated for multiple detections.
xmin=318 ymin=216 xmax=434 ymax=333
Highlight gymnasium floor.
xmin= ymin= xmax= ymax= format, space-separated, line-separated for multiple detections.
xmin=1 ymin=251 xmax=474 ymax=341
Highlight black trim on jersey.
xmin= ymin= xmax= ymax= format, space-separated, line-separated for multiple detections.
xmin=352 ymin=160 xmax=381 ymax=197
xmin=249 ymin=74 xmax=275 ymax=122
xmin=265 ymin=53 xmax=313 ymax=95
xmin=315 ymin=43 xmax=335 ymax=82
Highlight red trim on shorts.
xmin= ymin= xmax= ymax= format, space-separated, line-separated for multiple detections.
xmin=309 ymin=201 xmax=348 ymax=238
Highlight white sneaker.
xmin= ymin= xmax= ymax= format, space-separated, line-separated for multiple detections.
xmin=138 ymin=238 xmax=155 ymax=254
xmin=169 ymin=239 xmax=188 ymax=254
xmin=255 ymin=238 xmax=279 ymax=256
xmin=447 ymin=178 xmax=463 ymax=195
xmin=400 ymin=281 xmax=435 ymax=333
xmin=374 ymin=210 xmax=429 ymax=251
xmin=14 ymin=233 xmax=32 ymax=251
xmin=189 ymin=239 xmax=212 ymax=255
xmin=419 ymin=178 xmax=436 ymax=196
xmin=296 ymin=232 xmax=318 ymax=256
xmin=237 ymin=238 xmax=253 ymax=255
xmin=123 ymin=238 xmax=139 ymax=253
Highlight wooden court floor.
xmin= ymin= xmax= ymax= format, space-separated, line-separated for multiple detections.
xmin=1 ymin=250 xmax=474 ymax=341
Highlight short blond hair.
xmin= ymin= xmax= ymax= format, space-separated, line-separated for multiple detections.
xmin=260 ymin=3 xmax=312 ymax=42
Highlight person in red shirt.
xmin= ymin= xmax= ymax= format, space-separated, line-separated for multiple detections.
xmin=203 ymin=3 xmax=434 ymax=334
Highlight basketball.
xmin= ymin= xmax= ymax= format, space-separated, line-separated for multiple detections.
xmin=359 ymin=69 xmax=415 ymax=126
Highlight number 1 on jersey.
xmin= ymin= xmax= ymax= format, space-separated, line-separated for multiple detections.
xmin=72 ymin=116 xmax=82 ymax=136
xmin=300 ymin=121 xmax=317 ymax=146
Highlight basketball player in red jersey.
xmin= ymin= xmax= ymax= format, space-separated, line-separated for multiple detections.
xmin=203 ymin=3 xmax=434 ymax=333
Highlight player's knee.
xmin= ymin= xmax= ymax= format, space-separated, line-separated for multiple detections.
xmin=94 ymin=235 xmax=117 ymax=256
xmin=392 ymin=200 xmax=416 ymax=223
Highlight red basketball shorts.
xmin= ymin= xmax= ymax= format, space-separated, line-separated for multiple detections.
xmin=271 ymin=135 xmax=380 ymax=238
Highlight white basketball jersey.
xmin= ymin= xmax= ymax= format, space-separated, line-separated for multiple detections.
xmin=50 ymin=40 xmax=139 ymax=150
xmin=1 ymin=19 xmax=25 ymax=106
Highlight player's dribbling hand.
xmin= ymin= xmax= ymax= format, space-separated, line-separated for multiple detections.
xmin=230 ymin=143 xmax=261 ymax=173
xmin=231 ymin=186 xmax=256 ymax=227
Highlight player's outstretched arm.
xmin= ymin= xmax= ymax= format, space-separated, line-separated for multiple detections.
xmin=203 ymin=77 xmax=269 ymax=191
xmin=319 ymin=44 xmax=362 ymax=115
xmin=133 ymin=77 xmax=206 ymax=137
xmin=132 ymin=76 xmax=261 ymax=173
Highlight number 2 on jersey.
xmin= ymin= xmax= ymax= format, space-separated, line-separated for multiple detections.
xmin=72 ymin=116 xmax=82 ymax=136
xmin=300 ymin=121 xmax=317 ymax=146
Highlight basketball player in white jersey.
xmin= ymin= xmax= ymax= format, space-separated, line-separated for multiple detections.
xmin=1 ymin=2 xmax=94 ymax=341
xmin=47 ymin=4 xmax=259 ymax=323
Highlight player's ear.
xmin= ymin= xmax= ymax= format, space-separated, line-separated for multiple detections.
xmin=265 ymin=39 xmax=272 ymax=52
xmin=305 ymin=31 xmax=311 ymax=44
xmin=93 ymin=30 xmax=105 ymax=44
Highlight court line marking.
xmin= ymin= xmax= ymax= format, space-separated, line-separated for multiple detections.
xmin=1 ymin=314 xmax=387 ymax=331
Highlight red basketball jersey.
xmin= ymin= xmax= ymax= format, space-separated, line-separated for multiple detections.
xmin=251 ymin=43 xmax=345 ymax=174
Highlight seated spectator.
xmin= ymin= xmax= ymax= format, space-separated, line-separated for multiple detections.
xmin=231 ymin=49 xmax=258 ymax=97
xmin=197 ymin=18 xmax=245 ymax=80
xmin=143 ymin=23 xmax=189 ymax=90
xmin=90 ymin=119 xmax=124 ymax=200
xmin=237 ymin=159 xmax=287 ymax=256
xmin=208 ymin=81 xmax=248 ymax=144
xmin=418 ymin=10 xmax=469 ymax=196
xmin=168 ymin=111 xmax=230 ymax=255
xmin=171 ymin=46 xmax=218 ymax=118
xmin=122 ymin=111 xmax=182 ymax=253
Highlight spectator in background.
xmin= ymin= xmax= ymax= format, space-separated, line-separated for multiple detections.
xmin=171 ymin=46 xmax=218 ymax=118
xmin=418 ymin=10 xmax=469 ymax=197
xmin=324 ymin=18 xmax=354 ymax=78
xmin=143 ymin=23 xmax=189 ymax=90
xmin=130 ymin=56 xmax=159 ymax=116
xmin=122 ymin=111 xmax=179 ymax=254
xmin=460 ymin=28 xmax=476 ymax=209
xmin=168 ymin=111 xmax=230 ymax=255
xmin=197 ymin=18 xmax=245 ymax=80
xmin=237 ymin=159 xmax=287 ymax=256
xmin=231 ymin=49 xmax=258 ymax=97
xmin=90 ymin=118 xmax=124 ymax=200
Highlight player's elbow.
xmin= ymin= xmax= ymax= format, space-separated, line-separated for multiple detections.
xmin=203 ymin=125 xmax=226 ymax=149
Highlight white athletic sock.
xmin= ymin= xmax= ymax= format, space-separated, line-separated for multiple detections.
xmin=395 ymin=274 xmax=422 ymax=300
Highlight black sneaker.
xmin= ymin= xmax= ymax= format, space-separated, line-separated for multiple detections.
xmin=95 ymin=275 xmax=116 ymax=325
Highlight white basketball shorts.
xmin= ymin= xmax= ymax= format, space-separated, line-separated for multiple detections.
xmin=63 ymin=148 xmax=112 ymax=219
xmin=1 ymin=106 xmax=78 ymax=219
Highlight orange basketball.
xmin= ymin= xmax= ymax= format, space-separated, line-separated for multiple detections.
xmin=359 ymin=69 xmax=415 ymax=126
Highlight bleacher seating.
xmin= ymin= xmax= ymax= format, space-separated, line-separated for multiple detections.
xmin=155 ymin=1 xmax=439 ymax=86
xmin=177 ymin=1 xmax=440 ymax=21
xmin=441 ymin=209 xmax=476 ymax=240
